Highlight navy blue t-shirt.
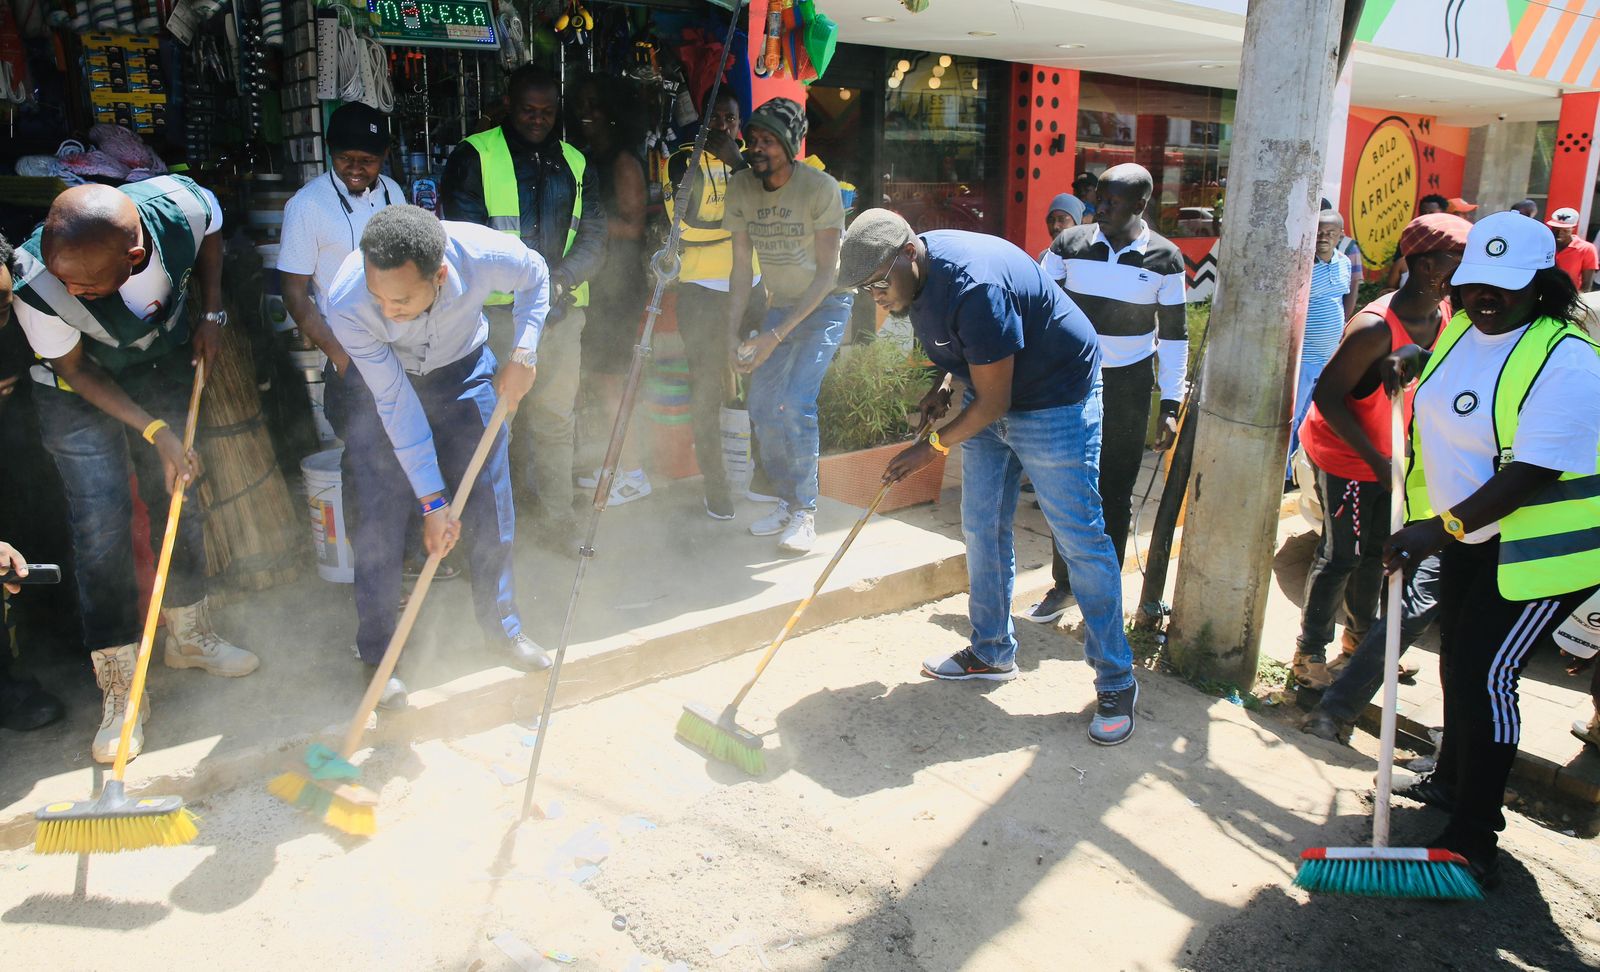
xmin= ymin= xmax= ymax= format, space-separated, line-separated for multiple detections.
xmin=910 ymin=230 xmax=1101 ymax=410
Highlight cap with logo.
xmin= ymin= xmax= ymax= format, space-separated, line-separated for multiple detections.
xmin=1450 ymin=211 xmax=1556 ymax=291
xmin=1547 ymin=206 xmax=1581 ymax=229
xmin=326 ymin=102 xmax=391 ymax=156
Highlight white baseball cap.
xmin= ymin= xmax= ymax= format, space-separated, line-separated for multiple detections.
xmin=1450 ymin=211 xmax=1556 ymax=291
xmin=1547 ymin=206 xmax=1581 ymax=228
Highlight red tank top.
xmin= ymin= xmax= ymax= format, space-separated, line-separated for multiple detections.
xmin=1298 ymin=292 xmax=1449 ymax=482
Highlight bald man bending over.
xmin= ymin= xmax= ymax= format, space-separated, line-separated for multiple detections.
xmin=12 ymin=176 xmax=258 ymax=765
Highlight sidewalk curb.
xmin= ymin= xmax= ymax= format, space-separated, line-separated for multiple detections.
xmin=0 ymin=551 xmax=969 ymax=850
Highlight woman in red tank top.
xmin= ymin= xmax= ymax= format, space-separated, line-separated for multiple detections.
xmin=1288 ymin=214 xmax=1473 ymax=692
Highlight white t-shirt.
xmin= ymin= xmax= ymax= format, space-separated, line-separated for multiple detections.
xmin=15 ymin=185 xmax=223 ymax=365
xmin=1413 ymin=322 xmax=1600 ymax=542
xmin=276 ymin=172 xmax=404 ymax=306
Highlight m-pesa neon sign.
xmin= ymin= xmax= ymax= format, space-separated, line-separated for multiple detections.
xmin=368 ymin=1 xmax=498 ymax=48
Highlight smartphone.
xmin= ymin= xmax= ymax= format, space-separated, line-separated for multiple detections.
xmin=1 ymin=564 xmax=62 ymax=586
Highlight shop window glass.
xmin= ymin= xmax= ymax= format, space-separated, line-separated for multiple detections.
xmin=1527 ymin=120 xmax=1557 ymax=211
xmin=879 ymin=52 xmax=1004 ymax=235
xmin=1076 ymin=73 xmax=1234 ymax=238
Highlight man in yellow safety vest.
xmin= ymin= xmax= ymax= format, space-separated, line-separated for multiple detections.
xmin=443 ymin=66 xmax=606 ymax=555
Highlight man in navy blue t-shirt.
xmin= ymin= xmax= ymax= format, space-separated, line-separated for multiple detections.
xmin=837 ymin=210 xmax=1140 ymax=746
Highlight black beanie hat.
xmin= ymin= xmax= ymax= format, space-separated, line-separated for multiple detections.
xmin=327 ymin=103 xmax=390 ymax=156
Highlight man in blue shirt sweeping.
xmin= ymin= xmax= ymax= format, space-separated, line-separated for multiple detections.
xmin=324 ymin=206 xmax=551 ymax=706
xmin=837 ymin=209 xmax=1141 ymax=745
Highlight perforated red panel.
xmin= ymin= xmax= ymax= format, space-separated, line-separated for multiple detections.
xmin=1003 ymin=65 xmax=1081 ymax=256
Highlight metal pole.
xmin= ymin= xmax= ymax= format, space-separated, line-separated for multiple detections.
xmin=1166 ymin=0 xmax=1349 ymax=686
xmin=520 ymin=1 xmax=746 ymax=820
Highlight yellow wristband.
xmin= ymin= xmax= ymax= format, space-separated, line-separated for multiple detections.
xmin=141 ymin=418 xmax=170 ymax=444
xmin=927 ymin=430 xmax=951 ymax=455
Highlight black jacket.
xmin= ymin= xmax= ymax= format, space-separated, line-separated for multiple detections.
xmin=441 ymin=123 xmax=608 ymax=305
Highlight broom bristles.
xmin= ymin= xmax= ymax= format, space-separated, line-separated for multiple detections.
xmin=34 ymin=808 xmax=198 ymax=855
xmin=676 ymin=707 xmax=766 ymax=776
xmin=1294 ymin=852 xmax=1483 ymax=900
xmin=267 ymin=769 xmax=377 ymax=836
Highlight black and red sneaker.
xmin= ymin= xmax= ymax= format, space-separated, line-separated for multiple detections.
xmin=921 ymin=647 xmax=1018 ymax=682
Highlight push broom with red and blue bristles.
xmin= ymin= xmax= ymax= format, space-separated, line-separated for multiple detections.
xmin=1294 ymin=393 xmax=1481 ymax=900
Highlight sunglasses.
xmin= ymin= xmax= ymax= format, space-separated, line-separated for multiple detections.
xmin=858 ymin=252 xmax=904 ymax=293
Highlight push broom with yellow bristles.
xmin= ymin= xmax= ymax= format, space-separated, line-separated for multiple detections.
xmin=35 ymin=364 xmax=208 ymax=855
xmin=269 ymin=398 xmax=510 ymax=836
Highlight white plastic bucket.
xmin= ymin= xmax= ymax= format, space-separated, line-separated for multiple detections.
xmin=720 ymin=405 xmax=752 ymax=491
xmin=289 ymin=348 xmax=336 ymax=442
xmin=301 ymin=448 xmax=354 ymax=583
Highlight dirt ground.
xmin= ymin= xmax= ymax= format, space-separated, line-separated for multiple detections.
xmin=2 ymin=591 xmax=1598 ymax=971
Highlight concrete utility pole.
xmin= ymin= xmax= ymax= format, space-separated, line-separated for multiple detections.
xmin=1167 ymin=0 xmax=1351 ymax=686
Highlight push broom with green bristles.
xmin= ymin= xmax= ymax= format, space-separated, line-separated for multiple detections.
xmin=268 ymin=398 xmax=510 ymax=836
xmin=1294 ymin=392 xmax=1481 ymax=900
xmin=677 ymin=428 xmax=929 ymax=776
xmin=34 ymin=364 xmax=208 ymax=855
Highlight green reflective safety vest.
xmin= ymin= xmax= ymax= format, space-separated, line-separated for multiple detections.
xmin=463 ymin=126 xmax=588 ymax=307
xmin=1404 ymin=310 xmax=1600 ymax=600
xmin=14 ymin=175 xmax=211 ymax=388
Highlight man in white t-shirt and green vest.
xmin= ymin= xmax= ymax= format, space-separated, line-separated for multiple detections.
xmin=11 ymin=178 xmax=258 ymax=765
xmin=442 ymin=66 xmax=607 ymax=555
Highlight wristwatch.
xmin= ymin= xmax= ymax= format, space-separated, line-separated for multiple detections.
xmin=927 ymin=430 xmax=951 ymax=455
xmin=1439 ymin=509 xmax=1467 ymax=541
xmin=202 ymin=310 xmax=228 ymax=328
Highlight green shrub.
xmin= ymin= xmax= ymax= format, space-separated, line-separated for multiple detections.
xmin=817 ymin=336 xmax=932 ymax=453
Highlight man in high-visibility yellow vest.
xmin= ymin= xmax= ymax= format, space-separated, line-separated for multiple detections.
xmin=443 ymin=66 xmax=606 ymax=555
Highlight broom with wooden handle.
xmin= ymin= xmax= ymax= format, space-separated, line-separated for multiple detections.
xmin=1294 ymin=390 xmax=1481 ymax=899
xmin=675 ymin=426 xmax=931 ymax=776
xmin=269 ymin=397 xmax=510 ymax=836
xmin=35 ymin=363 xmax=207 ymax=855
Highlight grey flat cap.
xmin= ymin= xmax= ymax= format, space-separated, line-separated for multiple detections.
xmin=838 ymin=208 xmax=915 ymax=291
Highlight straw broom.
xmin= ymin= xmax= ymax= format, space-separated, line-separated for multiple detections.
xmin=34 ymin=365 xmax=208 ymax=854
xmin=196 ymin=304 xmax=301 ymax=591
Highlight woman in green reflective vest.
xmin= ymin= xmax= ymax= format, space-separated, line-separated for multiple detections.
xmin=1383 ymin=212 xmax=1600 ymax=887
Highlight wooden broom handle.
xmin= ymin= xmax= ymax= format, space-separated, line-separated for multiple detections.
xmin=112 ymin=362 xmax=206 ymax=781
xmin=338 ymin=397 xmax=511 ymax=758
xmin=726 ymin=426 xmax=931 ymax=712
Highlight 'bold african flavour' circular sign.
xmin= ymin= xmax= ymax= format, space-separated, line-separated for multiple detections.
xmin=1350 ymin=117 xmax=1419 ymax=273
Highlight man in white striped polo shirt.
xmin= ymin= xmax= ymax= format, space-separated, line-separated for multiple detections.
xmin=1027 ymin=163 xmax=1187 ymax=624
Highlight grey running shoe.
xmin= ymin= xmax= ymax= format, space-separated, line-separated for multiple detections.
xmin=1088 ymin=680 xmax=1138 ymax=745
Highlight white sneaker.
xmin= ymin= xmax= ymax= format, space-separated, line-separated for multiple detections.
xmin=750 ymin=501 xmax=791 ymax=536
xmin=91 ymin=643 xmax=149 ymax=764
xmin=162 ymin=598 xmax=260 ymax=676
xmin=777 ymin=510 xmax=816 ymax=554
xmin=576 ymin=468 xmax=601 ymax=489
xmin=608 ymin=469 xmax=653 ymax=506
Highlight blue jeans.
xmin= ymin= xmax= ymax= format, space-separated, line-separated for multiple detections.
xmin=342 ymin=346 xmax=521 ymax=663
xmin=34 ymin=350 xmax=207 ymax=652
xmin=747 ymin=294 xmax=852 ymax=513
xmin=1287 ymin=352 xmax=1328 ymax=481
xmin=960 ymin=384 xmax=1135 ymax=692
xmin=1318 ymin=552 xmax=1442 ymax=724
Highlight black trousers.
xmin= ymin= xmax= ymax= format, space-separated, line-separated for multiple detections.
xmin=1432 ymin=537 xmax=1592 ymax=847
xmin=1052 ymin=354 xmax=1154 ymax=588
xmin=1295 ymin=462 xmax=1387 ymax=655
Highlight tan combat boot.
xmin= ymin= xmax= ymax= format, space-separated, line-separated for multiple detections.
xmin=1291 ymin=651 xmax=1332 ymax=691
xmin=162 ymin=598 xmax=259 ymax=676
xmin=91 ymin=643 xmax=149 ymax=764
